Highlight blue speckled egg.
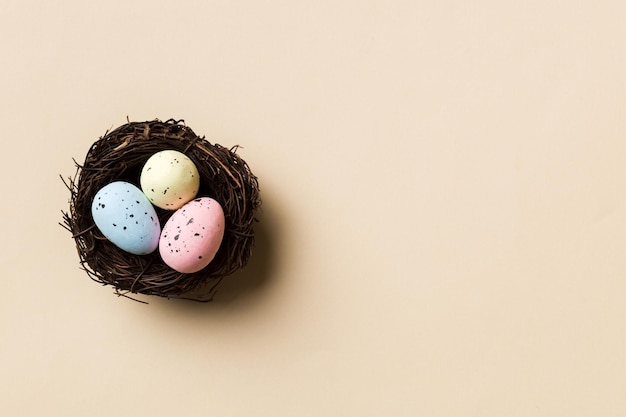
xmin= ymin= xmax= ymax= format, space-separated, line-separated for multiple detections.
xmin=91 ymin=181 xmax=161 ymax=255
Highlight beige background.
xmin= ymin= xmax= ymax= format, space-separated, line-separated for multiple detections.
xmin=2 ymin=0 xmax=626 ymax=415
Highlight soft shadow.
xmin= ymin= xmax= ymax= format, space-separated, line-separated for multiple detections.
xmin=153 ymin=198 xmax=279 ymax=311
xmin=211 ymin=206 xmax=278 ymax=303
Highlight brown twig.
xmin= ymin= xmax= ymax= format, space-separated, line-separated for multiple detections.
xmin=61 ymin=119 xmax=261 ymax=300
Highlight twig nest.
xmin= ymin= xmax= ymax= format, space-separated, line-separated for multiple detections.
xmin=62 ymin=119 xmax=261 ymax=301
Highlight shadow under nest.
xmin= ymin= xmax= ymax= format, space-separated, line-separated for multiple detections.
xmin=61 ymin=119 xmax=261 ymax=302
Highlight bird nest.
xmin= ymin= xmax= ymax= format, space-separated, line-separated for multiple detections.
xmin=61 ymin=119 xmax=261 ymax=301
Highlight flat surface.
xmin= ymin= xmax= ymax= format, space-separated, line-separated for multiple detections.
xmin=2 ymin=1 xmax=626 ymax=415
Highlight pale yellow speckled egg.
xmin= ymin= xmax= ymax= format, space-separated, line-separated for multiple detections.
xmin=140 ymin=150 xmax=200 ymax=210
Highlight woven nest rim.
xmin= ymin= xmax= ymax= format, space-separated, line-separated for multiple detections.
xmin=61 ymin=119 xmax=261 ymax=302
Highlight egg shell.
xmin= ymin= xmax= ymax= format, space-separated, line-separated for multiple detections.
xmin=159 ymin=197 xmax=225 ymax=273
xmin=91 ymin=181 xmax=161 ymax=255
xmin=140 ymin=150 xmax=200 ymax=210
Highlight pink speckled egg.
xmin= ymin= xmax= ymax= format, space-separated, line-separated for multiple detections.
xmin=159 ymin=197 xmax=225 ymax=273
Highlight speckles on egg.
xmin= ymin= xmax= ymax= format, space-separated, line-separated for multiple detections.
xmin=159 ymin=197 xmax=225 ymax=273
xmin=91 ymin=181 xmax=161 ymax=255
xmin=140 ymin=150 xmax=200 ymax=210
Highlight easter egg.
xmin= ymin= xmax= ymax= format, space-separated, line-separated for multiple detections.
xmin=91 ymin=181 xmax=161 ymax=255
xmin=140 ymin=150 xmax=200 ymax=210
xmin=159 ymin=197 xmax=225 ymax=273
